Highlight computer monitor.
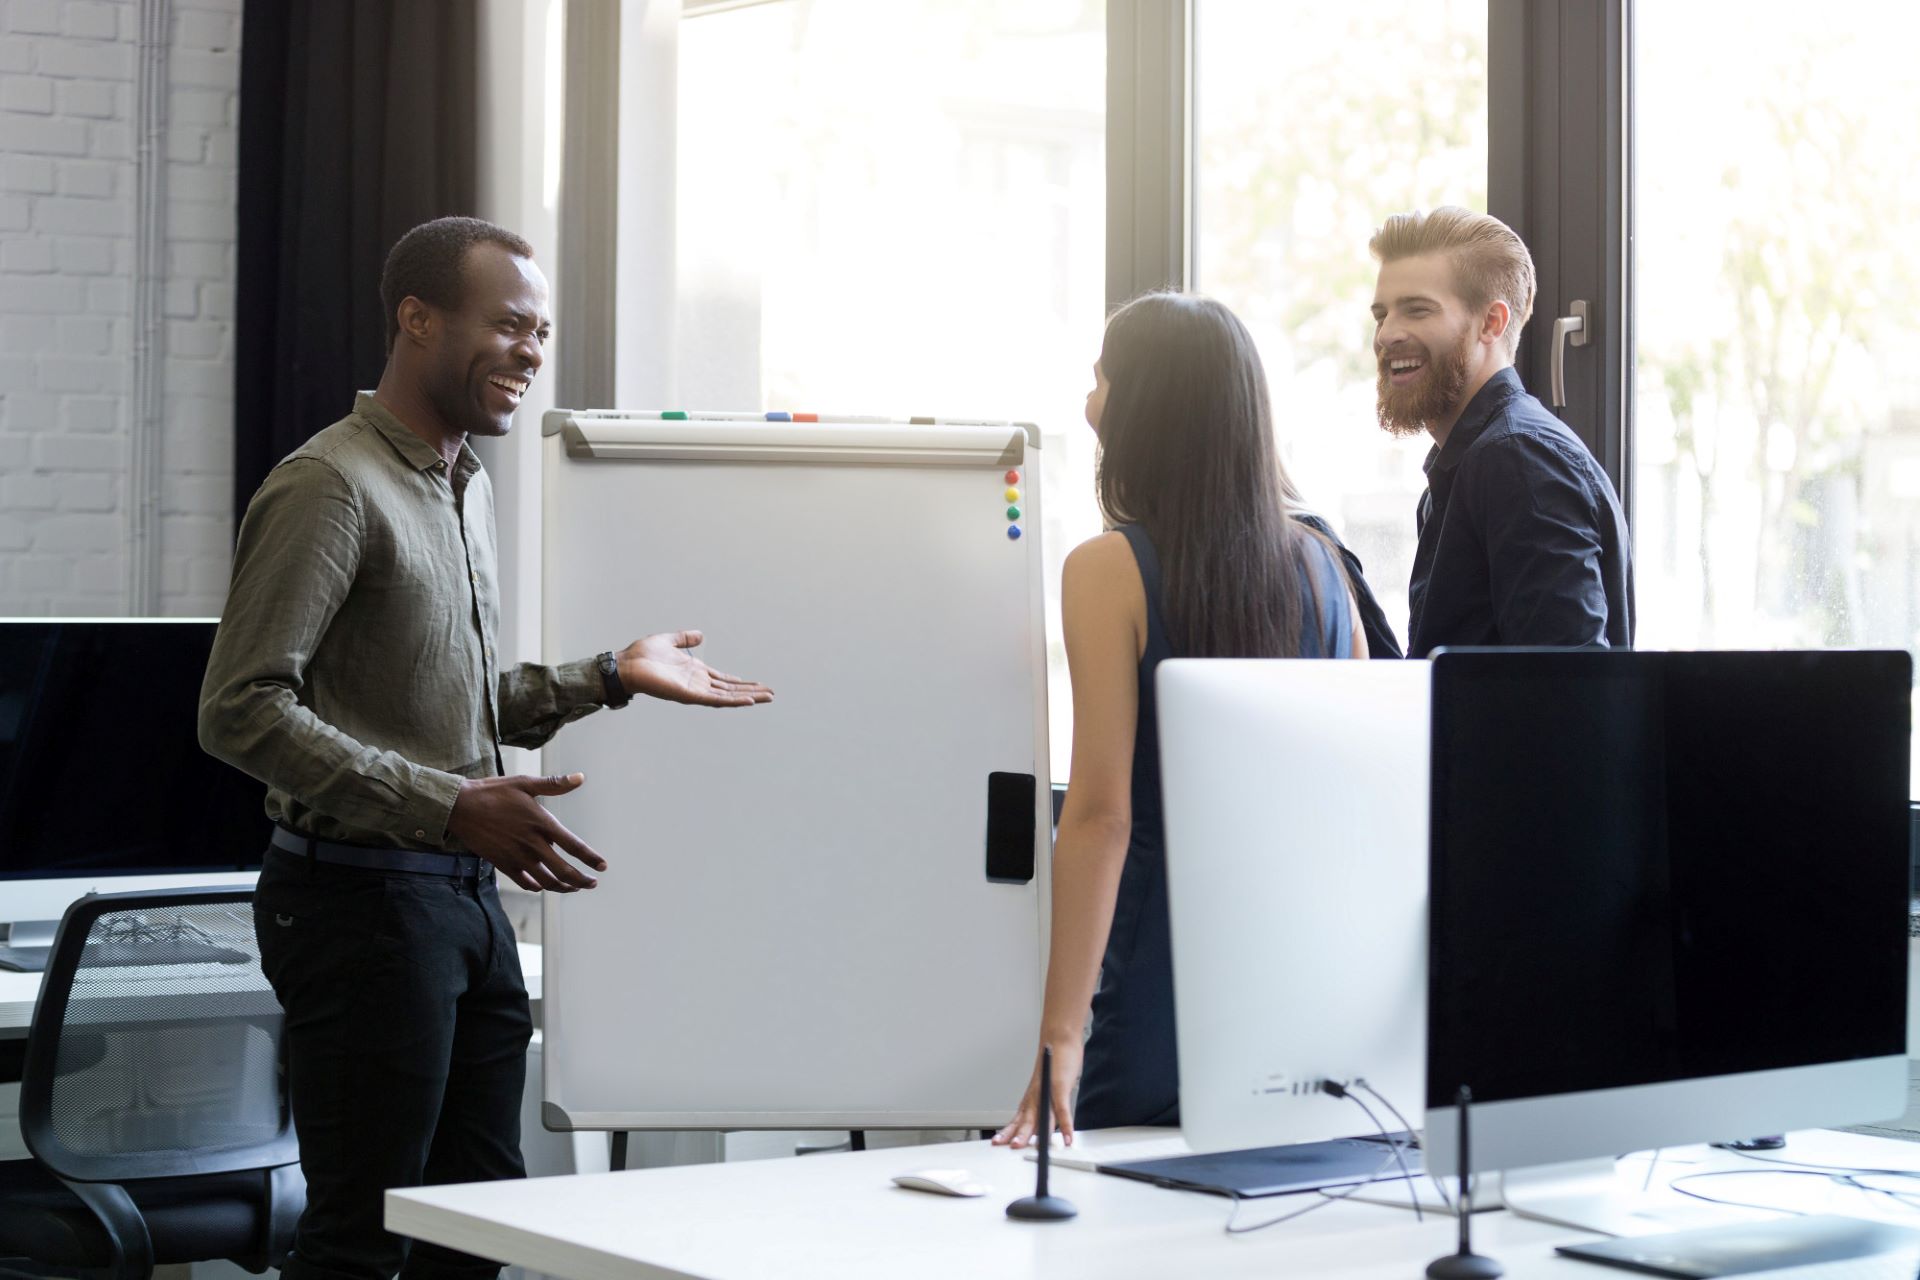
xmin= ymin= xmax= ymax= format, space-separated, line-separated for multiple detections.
xmin=1157 ymin=659 xmax=1430 ymax=1153
xmin=0 ymin=619 xmax=266 ymax=944
xmin=1425 ymin=649 xmax=1911 ymax=1211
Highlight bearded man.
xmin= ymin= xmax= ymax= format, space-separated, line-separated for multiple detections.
xmin=1368 ymin=206 xmax=1633 ymax=657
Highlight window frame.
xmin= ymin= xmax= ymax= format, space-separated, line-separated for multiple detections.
xmin=1116 ymin=0 xmax=1632 ymax=501
xmin=1106 ymin=0 xmax=1189 ymax=309
xmin=1488 ymin=0 xmax=1633 ymax=512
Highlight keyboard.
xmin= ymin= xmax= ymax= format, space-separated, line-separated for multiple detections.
xmin=1024 ymin=1134 xmax=1191 ymax=1172
xmin=0 ymin=940 xmax=247 ymax=973
xmin=0 ymin=945 xmax=50 ymax=972
xmin=1557 ymin=1216 xmax=1920 ymax=1277
xmin=81 ymin=939 xmax=250 ymax=968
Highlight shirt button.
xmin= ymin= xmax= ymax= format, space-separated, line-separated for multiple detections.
xmin=415 ymin=829 xmax=426 ymax=839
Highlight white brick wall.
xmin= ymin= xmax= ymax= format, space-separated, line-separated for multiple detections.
xmin=0 ymin=0 xmax=240 ymax=617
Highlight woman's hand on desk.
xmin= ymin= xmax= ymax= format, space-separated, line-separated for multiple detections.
xmin=993 ymin=1040 xmax=1082 ymax=1150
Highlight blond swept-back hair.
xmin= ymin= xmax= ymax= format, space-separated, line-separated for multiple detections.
xmin=1369 ymin=207 xmax=1536 ymax=359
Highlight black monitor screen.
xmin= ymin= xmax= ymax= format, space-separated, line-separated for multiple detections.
xmin=0 ymin=621 xmax=269 ymax=879
xmin=1428 ymin=649 xmax=1911 ymax=1110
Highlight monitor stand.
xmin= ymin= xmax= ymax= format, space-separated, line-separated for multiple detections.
xmin=0 ymin=920 xmax=58 ymax=972
xmin=1499 ymin=1157 xmax=1769 ymax=1237
xmin=1350 ymin=1171 xmax=1506 ymax=1216
xmin=0 ymin=920 xmax=58 ymax=949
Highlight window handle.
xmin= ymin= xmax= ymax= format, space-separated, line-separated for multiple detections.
xmin=1550 ymin=299 xmax=1590 ymax=408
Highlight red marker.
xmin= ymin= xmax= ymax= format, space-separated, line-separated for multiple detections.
xmin=794 ymin=413 xmax=819 ymax=423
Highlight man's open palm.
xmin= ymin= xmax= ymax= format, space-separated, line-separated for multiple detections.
xmin=617 ymin=631 xmax=774 ymax=707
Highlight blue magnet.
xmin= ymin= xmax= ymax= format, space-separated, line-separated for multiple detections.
xmin=1007 ymin=524 xmax=1023 ymax=541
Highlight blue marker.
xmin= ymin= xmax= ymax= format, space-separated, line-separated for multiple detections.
xmin=765 ymin=412 xmax=792 ymax=422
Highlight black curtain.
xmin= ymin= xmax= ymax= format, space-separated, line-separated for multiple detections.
xmin=234 ymin=0 xmax=478 ymax=525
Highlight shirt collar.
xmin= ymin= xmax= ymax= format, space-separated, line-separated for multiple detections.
xmin=1423 ymin=366 xmax=1525 ymax=477
xmin=352 ymin=391 xmax=476 ymax=475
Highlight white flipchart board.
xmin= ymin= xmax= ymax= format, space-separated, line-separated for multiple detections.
xmin=537 ymin=411 xmax=1050 ymax=1130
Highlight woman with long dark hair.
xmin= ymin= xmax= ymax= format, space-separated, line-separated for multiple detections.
xmin=994 ymin=292 xmax=1368 ymax=1146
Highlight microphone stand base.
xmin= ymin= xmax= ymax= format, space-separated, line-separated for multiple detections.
xmin=1426 ymin=1251 xmax=1503 ymax=1279
xmin=1005 ymin=1195 xmax=1078 ymax=1222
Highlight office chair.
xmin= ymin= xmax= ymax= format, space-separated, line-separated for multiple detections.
xmin=0 ymin=888 xmax=303 ymax=1280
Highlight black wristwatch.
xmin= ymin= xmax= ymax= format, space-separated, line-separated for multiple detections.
xmin=596 ymin=651 xmax=631 ymax=709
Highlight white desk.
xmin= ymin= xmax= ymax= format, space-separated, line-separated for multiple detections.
xmin=385 ymin=1129 xmax=1920 ymax=1280
xmin=0 ymin=942 xmax=543 ymax=1038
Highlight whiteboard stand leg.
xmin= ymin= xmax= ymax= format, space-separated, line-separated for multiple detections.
xmin=610 ymin=1131 xmax=628 ymax=1172
xmin=849 ymin=1130 xmax=866 ymax=1152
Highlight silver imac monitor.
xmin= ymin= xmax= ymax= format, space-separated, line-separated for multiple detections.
xmin=1425 ymin=649 xmax=1911 ymax=1229
xmin=0 ymin=619 xmax=264 ymax=957
xmin=1157 ymin=658 xmax=1430 ymax=1154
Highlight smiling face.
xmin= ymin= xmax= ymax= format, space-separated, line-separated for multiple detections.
xmin=1371 ymin=251 xmax=1510 ymax=441
xmin=416 ymin=242 xmax=551 ymax=439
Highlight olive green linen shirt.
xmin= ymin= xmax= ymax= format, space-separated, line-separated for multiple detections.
xmin=199 ymin=392 xmax=605 ymax=851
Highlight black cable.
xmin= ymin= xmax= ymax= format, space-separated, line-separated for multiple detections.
xmin=1335 ymin=1081 xmax=1422 ymax=1222
xmin=1656 ymin=1147 xmax=1920 ymax=1220
xmin=1660 ymin=1167 xmax=1918 ymax=1217
xmin=1353 ymin=1078 xmax=1440 ymax=1219
xmin=1724 ymin=1147 xmax=1920 ymax=1180
xmin=1830 ymin=1174 xmax=1920 ymax=1215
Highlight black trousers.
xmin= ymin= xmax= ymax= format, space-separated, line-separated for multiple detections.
xmin=254 ymin=847 xmax=532 ymax=1280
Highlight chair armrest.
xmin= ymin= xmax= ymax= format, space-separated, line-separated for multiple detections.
xmin=56 ymin=1177 xmax=152 ymax=1280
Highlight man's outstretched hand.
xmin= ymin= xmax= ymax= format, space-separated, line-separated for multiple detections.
xmin=447 ymin=773 xmax=608 ymax=893
xmin=617 ymin=631 xmax=774 ymax=707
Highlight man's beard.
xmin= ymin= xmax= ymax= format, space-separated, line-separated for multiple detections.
xmin=1375 ymin=331 xmax=1471 ymax=439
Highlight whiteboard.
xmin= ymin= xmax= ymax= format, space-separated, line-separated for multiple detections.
xmin=537 ymin=412 xmax=1051 ymax=1130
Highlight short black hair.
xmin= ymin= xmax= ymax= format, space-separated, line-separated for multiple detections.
xmin=380 ymin=216 xmax=536 ymax=354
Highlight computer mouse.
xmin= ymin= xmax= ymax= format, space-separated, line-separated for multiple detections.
xmin=892 ymin=1169 xmax=989 ymax=1197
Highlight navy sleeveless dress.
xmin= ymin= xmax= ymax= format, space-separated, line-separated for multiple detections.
xmin=1073 ymin=522 xmax=1354 ymax=1130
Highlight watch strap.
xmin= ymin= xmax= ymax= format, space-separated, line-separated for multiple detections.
xmin=597 ymin=651 xmax=631 ymax=709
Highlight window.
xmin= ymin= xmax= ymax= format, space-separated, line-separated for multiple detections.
xmin=677 ymin=0 xmax=1106 ymax=780
xmin=1631 ymin=4 xmax=1920 ymax=791
xmin=1190 ymin=0 xmax=1489 ymax=644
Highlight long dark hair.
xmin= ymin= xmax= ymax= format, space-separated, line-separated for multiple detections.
xmin=1094 ymin=292 xmax=1331 ymax=657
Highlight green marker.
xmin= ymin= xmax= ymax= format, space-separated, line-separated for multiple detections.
xmin=662 ymin=410 xmax=688 ymax=420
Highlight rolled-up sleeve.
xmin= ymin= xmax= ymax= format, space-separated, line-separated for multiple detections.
xmin=1475 ymin=437 xmax=1612 ymax=648
xmin=198 ymin=458 xmax=465 ymax=840
xmin=498 ymin=658 xmax=605 ymax=749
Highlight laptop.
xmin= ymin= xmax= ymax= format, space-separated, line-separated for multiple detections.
xmin=1099 ymin=1132 xmax=1422 ymax=1198
xmin=1028 ymin=1129 xmax=1420 ymax=1199
xmin=1556 ymin=1216 xmax=1920 ymax=1278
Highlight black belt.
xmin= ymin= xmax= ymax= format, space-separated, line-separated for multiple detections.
xmin=270 ymin=826 xmax=490 ymax=881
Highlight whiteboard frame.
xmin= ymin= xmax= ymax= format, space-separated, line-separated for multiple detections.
xmin=536 ymin=411 xmax=1054 ymax=1131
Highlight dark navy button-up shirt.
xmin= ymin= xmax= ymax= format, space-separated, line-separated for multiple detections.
xmin=1406 ymin=367 xmax=1633 ymax=658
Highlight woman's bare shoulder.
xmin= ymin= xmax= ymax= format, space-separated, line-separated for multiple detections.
xmin=1064 ymin=528 xmax=1136 ymax=580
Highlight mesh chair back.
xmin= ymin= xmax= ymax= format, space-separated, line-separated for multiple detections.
xmin=20 ymin=887 xmax=297 ymax=1181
